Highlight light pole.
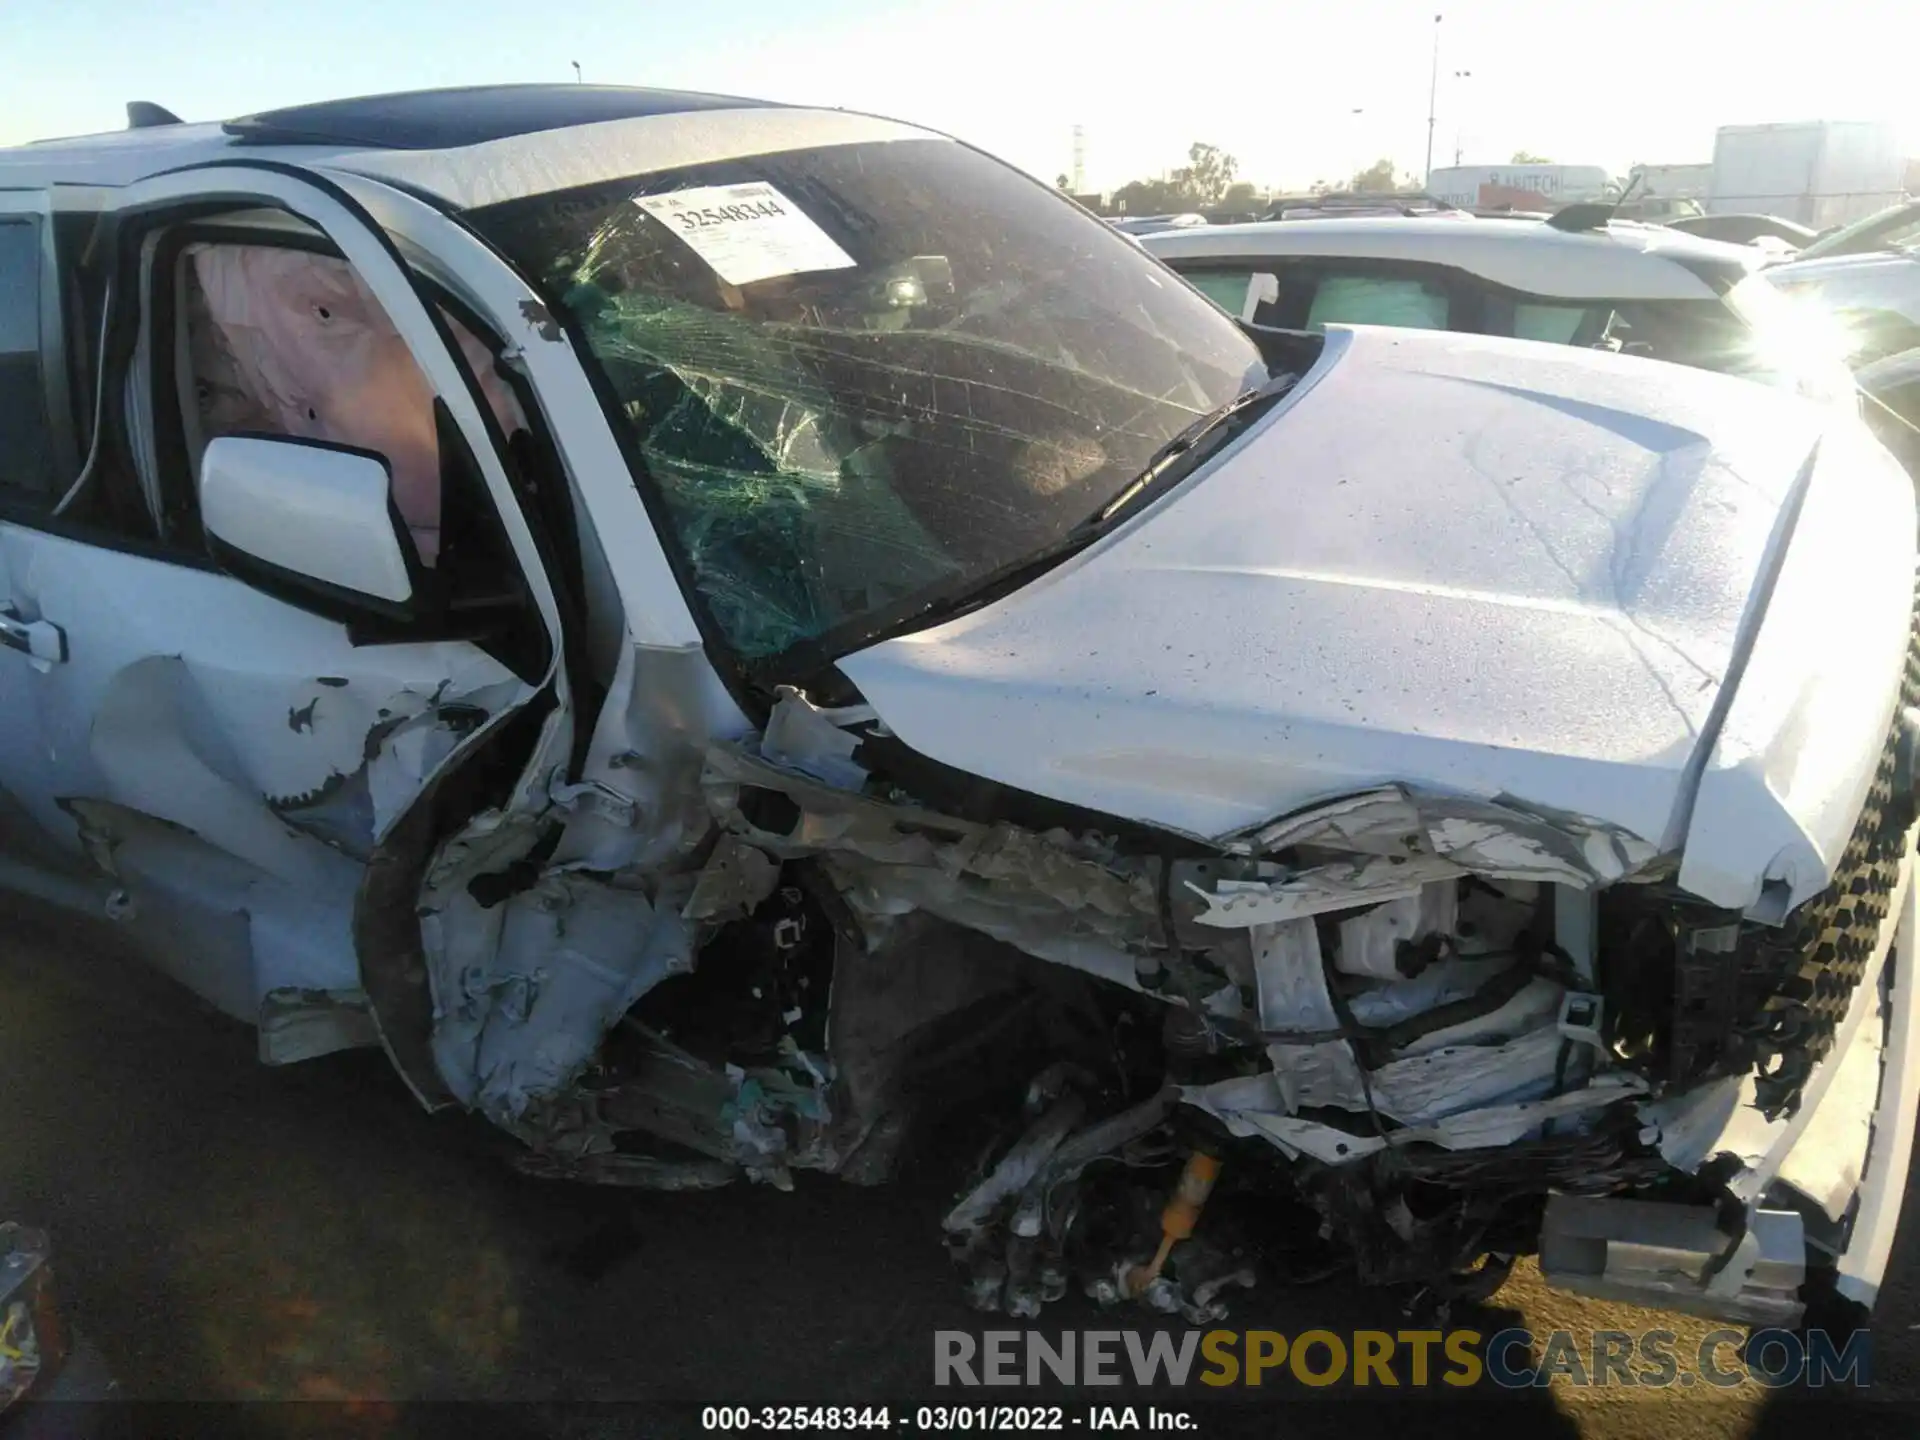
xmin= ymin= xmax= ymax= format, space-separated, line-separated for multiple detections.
xmin=1348 ymin=108 xmax=1364 ymax=191
xmin=571 ymin=61 xmax=583 ymax=83
xmin=1451 ymin=70 xmax=1472 ymax=166
xmin=1423 ymin=13 xmax=1442 ymax=186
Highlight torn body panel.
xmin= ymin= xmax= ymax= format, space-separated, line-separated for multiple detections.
xmin=424 ymin=861 xmax=693 ymax=1125
xmin=422 ymin=675 xmax=1918 ymax=1328
xmin=379 ymin=643 xmax=1907 ymax=1329
xmin=547 ymin=640 xmax=754 ymax=875
xmin=703 ymin=743 xmax=1163 ymax=993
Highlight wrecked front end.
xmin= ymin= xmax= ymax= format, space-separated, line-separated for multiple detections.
xmin=410 ymin=617 xmax=1920 ymax=1331
xmin=387 ymin=319 xmax=1920 ymax=1330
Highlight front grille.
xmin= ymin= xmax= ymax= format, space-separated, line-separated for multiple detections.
xmin=1739 ymin=574 xmax=1919 ymax=1116
xmin=1606 ymin=572 xmax=1920 ymax=1114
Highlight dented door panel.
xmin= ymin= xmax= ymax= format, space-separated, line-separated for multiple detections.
xmin=1 ymin=522 xmax=529 ymax=1029
xmin=0 ymin=166 xmax=568 ymax=1061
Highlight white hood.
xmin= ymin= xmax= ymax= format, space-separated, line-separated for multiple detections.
xmin=839 ymin=326 xmax=1833 ymax=848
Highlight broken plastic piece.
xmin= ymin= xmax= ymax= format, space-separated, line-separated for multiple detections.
xmin=1124 ymin=1150 xmax=1221 ymax=1297
xmin=1336 ymin=883 xmax=1458 ymax=979
xmin=760 ymin=687 xmax=872 ymax=790
xmin=1558 ymin=991 xmax=1605 ymax=1049
xmin=1539 ymin=1195 xmax=1806 ymax=1326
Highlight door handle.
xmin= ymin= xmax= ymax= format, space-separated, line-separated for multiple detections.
xmin=0 ymin=606 xmax=67 ymax=664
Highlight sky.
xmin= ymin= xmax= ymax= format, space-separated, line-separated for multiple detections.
xmin=2 ymin=0 xmax=1915 ymax=193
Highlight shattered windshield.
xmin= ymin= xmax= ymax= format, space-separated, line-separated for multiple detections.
xmin=468 ymin=139 xmax=1265 ymax=662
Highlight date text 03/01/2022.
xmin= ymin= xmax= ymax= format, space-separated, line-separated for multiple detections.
xmin=700 ymin=1406 xmax=1197 ymax=1431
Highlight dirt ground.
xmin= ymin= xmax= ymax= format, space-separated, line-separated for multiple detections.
xmin=3 ymin=897 xmax=1918 ymax=1439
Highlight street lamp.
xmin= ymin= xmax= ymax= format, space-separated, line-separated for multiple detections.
xmin=1451 ymin=70 xmax=1472 ymax=166
xmin=571 ymin=61 xmax=583 ymax=83
xmin=1423 ymin=13 xmax=1442 ymax=186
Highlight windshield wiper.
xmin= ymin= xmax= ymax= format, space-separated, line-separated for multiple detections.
xmin=796 ymin=369 xmax=1302 ymax=667
xmin=1088 ymin=369 xmax=1299 ymax=531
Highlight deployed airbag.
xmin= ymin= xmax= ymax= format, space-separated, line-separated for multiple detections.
xmin=187 ymin=243 xmax=526 ymax=563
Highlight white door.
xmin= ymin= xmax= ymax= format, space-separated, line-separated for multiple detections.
xmin=0 ymin=167 xmax=570 ymax=1045
xmin=0 ymin=189 xmax=88 ymax=874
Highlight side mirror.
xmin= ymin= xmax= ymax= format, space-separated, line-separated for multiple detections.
xmin=200 ymin=436 xmax=424 ymax=624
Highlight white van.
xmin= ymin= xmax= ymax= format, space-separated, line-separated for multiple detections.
xmin=1427 ymin=163 xmax=1615 ymax=209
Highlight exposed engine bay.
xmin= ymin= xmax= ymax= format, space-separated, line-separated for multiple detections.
xmin=433 ymin=596 xmax=1920 ymax=1327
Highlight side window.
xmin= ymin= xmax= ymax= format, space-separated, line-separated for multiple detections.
xmin=134 ymin=225 xmax=549 ymax=672
xmin=1173 ymin=267 xmax=1282 ymax=324
xmin=1481 ymin=291 xmax=1611 ymax=347
xmin=1185 ymin=271 xmax=1258 ymax=315
xmin=0 ymin=220 xmax=57 ymax=500
xmin=166 ymin=239 xmax=527 ymax=567
xmin=1303 ymin=271 xmax=1451 ymax=331
xmin=1511 ymin=302 xmax=1593 ymax=344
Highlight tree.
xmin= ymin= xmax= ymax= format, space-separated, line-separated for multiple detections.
xmin=1170 ymin=142 xmax=1239 ymax=206
xmin=1109 ymin=177 xmax=1193 ymax=216
xmin=1105 ymin=142 xmax=1243 ymax=215
xmin=1510 ymin=150 xmax=1552 ymax=164
xmin=1349 ymin=158 xmax=1400 ymax=193
xmin=1055 ymin=173 xmax=1071 ymax=188
xmin=1221 ymin=180 xmax=1259 ymax=206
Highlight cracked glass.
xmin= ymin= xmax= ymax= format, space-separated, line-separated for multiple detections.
xmin=470 ymin=139 xmax=1266 ymax=661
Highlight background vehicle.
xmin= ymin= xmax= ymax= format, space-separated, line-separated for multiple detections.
xmin=1139 ymin=212 xmax=1852 ymax=399
xmin=1794 ymin=198 xmax=1920 ymax=262
xmin=1627 ymin=161 xmax=1714 ymax=205
xmin=1106 ymin=212 xmax=1206 ymax=235
xmin=1761 ymin=200 xmax=1920 ymax=366
xmin=1858 ymin=345 xmax=1920 ymax=475
xmin=1263 ymin=191 xmax=1459 ymax=220
xmin=1767 ymin=247 xmax=1920 ymax=366
xmin=1707 ymin=120 xmax=1906 ymax=228
xmin=1426 ymin=163 xmax=1614 ymax=209
xmin=0 ymin=86 xmax=1912 ymax=1331
xmin=1612 ymin=194 xmax=1704 ymax=223
xmin=1668 ymin=212 xmax=1819 ymax=249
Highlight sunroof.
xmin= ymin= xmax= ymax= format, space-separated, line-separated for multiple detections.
xmin=223 ymin=84 xmax=780 ymax=151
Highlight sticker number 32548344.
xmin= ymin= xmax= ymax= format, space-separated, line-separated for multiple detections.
xmin=634 ymin=182 xmax=857 ymax=287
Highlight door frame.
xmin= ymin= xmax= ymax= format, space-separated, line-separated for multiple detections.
xmin=0 ymin=166 xmax=585 ymax=1079
xmin=108 ymin=162 xmax=572 ymax=690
